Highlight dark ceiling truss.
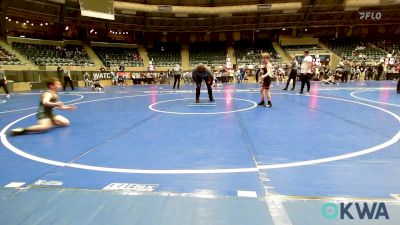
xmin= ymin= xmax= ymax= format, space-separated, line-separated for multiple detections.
xmin=210 ymin=0 xmax=215 ymax=32
xmin=299 ymin=0 xmax=315 ymax=31
xmin=0 ymin=0 xmax=11 ymax=39
xmin=3 ymin=0 xmax=400 ymax=33
xmin=78 ymin=17 xmax=397 ymax=33
xmin=255 ymin=0 xmax=265 ymax=30
xmin=143 ymin=18 xmax=400 ymax=32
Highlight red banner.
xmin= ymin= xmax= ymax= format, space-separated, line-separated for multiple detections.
xmin=116 ymin=72 xmax=131 ymax=79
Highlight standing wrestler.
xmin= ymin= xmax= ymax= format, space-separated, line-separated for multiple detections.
xmin=258 ymin=53 xmax=273 ymax=108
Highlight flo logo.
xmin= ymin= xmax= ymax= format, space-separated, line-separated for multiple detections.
xmin=359 ymin=11 xmax=382 ymax=20
xmin=322 ymin=202 xmax=389 ymax=220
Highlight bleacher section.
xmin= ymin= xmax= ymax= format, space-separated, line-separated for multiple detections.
xmin=234 ymin=41 xmax=281 ymax=65
xmin=12 ymin=43 xmax=94 ymax=66
xmin=364 ymin=47 xmax=387 ymax=60
xmin=147 ymin=43 xmax=181 ymax=67
xmin=323 ymin=39 xmax=387 ymax=61
xmin=282 ymin=45 xmax=323 ymax=51
xmin=189 ymin=42 xmax=226 ymax=67
xmin=323 ymin=39 xmax=358 ymax=59
xmin=0 ymin=47 xmax=21 ymax=65
xmin=379 ymin=40 xmax=400 ymax=55
xmin=93 ymin=46 xmax=143 ymax=67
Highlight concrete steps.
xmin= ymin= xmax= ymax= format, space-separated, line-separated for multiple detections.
xmin=83 ymin=45 xmax=103 ymax=68
xmin=181 ymin=45 xmax=190 ymax=71
xmin=227 ymin=46 xmax=237 ymax=66
xmin=272 ymin=42 xmax=291 ymax=64
xmin=138 ymin=45 xmax=149 ymax=69
xmin=318 ymin=41 xmax=342 ymax=69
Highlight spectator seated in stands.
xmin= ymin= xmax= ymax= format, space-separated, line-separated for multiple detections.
xmin=148 ymin=43 xmax=181 ymax=67
xmin=12 ymin=43 xmax=94 ymax=66
xmin=93 ymin=46 xmax=143 ymax=67
xmin=189 ymin=42 xmax=227 ymax=68
xmin=323 ymin=38 xmax=387 ymax=61
xmin=234 ymin=41 xmax=282 ymax=66
xmin=0 ymin=47 xmax=21 ymax=65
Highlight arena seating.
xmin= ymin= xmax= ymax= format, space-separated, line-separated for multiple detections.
xmin=147 ymin=43 xmax=181 ymax=67
xmin=0 ymin=47 xmax=22 ymax=65
xmin=323 ymin=39 xmax=359 ymax=59
xmin=363 ymin=47 xmax=387 ymax=60
xmin=12 ymin=43 xmax=94 ymax=66
xmin=323 ymin=39 xmax=387 ymax=61
xmin=189 ymin=42 xmax=227 ymax=67
xmin=376 ymin=40 xmax=400 ymax=56
xmin=234 ymin=41 xmax=281 ymax=65
xmin=93 ymin=46 xmax=143 ymax=67
xmin=282 ymin=45 xmax=323 ymax=51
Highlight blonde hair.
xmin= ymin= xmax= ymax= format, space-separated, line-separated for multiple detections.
xmin=46 ymin=77 xmax=60 ymax=88
xmin=196 ymin=63 xmax=206 ymax=71
xmin=262 ymin=53 xmax=271 ymax=60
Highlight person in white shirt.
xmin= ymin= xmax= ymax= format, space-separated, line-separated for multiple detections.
xmin=300 ymin=51 xmax=313 ymax=94
xmin=183 ymin=71 xmax=191 ymax=84
xmin=83 ymin=72 xmax=92 ymax=87
xmin=172 ymin=64 xmax=183 ymax=89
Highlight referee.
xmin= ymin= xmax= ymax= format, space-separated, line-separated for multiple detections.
xmin=172 ymin=64 xmax=183 ymax=89
xmin=283 ymin=57 xmax=298 ymax=90
xmin=0 ymin=66 xmax=10 ymax=98
xmin=192 ymin=63 xmax=215 ymax=103
xmin=63 ymin=67 xmax=74 ymax=91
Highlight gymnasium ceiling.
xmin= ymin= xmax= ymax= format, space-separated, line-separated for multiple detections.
xmin=1 ymin=0 xmax=400 ymax=33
